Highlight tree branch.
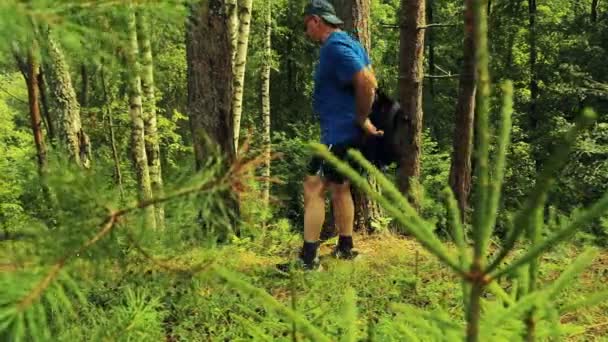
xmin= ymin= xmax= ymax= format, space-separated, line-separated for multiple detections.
xmin=424 ymin=74 xmax=460 ymax=79
xmin=418 ymin=23 xmax=458 ymax=30
xmin=13 ymin=146 xmax=270 ymax=313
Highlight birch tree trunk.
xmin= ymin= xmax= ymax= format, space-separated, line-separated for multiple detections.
xmin=137 ymin=12 xmax=165 ymax=230
xmin=46 ymin=32 xmax=91 ymax=168
xmin=231 ymin=0 xmax=253 ymax=152
xmin=261 ymin=0 xmax=272 ymax=210
xmin=126 ymin=10 xmax=156 ymax=230
xmin=397 ymin=0 xmax=426 ymax=210
xmin=226 ymin=0 xmax=239 ymax=66
xmin=449 ymin=0 xmax=476 ymax=221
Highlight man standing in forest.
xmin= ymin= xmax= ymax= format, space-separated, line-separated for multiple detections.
xmin=292 ymin=0 xmax=382 ymax=270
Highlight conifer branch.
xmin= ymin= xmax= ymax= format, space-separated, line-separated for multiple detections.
xmin=12 ymin=149 xmax=266 ymax=314
xmin=491 ymin=190 xmax=608 ymax=279
xmin=313 ymin=144 xmax=467 ymax=276
xmin=487 ymin=108 xmax=597 ymax=274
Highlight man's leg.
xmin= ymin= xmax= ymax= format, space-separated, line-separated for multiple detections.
xmin=301 ymin=175 xmax=326 ymax=265
xmin=330 ymin=181 xmax=355 ymax=254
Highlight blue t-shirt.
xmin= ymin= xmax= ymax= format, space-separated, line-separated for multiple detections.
xmin=313 ymin=31 xmax=371 ymax=145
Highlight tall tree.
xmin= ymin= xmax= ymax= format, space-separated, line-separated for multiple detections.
xmin=137 ymin=12 xmax=165 ymax=230
xmin=333 ymin=0 xmax=371 ymax=51
xmin=37 ymin=68 xmax=54 ymax=144
xmin=397 ymin=0 xmax=426 ymax=209
xmin=186 ymin=0 xmax=235 ymax=164
xmin=25 ymin=43 xmax=47 ymax=173
xmin=449 ymin=0 xmax=476 ymax=221
xmin=528 ymin=0 xmax=538 ymax=153
xmin=100 ymin=64 xmax=123 ymax=197
xmin=591 ymin=0 xmax=599 ymax=23
xmin=126 ymin=9 xmax=156 ymax=230
xmin=231 ymin=0 xmax=253 ymax=152
xmin=226 ymin=0 xmax=239 ymax=65
xmin=186 ymin=0 xmax=238 ymax=234
xmin=426 ymin=0 xmax=436 ymax=98
xmin=261 ymin=0 xmax=272 ymax=210
xmin=334 ymin=0 xmax=380 ymax=233
xmin=45 ymin=32 xmax=91 ymax=168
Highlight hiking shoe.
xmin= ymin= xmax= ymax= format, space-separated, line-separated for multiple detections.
xmin=276 ymin=257 xmax=323 ymax=273
xmin=330 ymin=248 xmax=360 ymax=260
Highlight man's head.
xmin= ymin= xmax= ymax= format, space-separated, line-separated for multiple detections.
xmin=304 ymin=0 xmax=343 ymax=42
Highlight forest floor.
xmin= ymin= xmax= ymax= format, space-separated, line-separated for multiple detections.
xmin=211 ymin=232 xmax=608 ymax=341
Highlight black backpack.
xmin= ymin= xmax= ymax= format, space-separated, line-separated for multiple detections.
xmin=359 ymin=89 xmax=403 ymax=169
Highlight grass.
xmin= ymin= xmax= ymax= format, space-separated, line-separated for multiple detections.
xmin=155 ymin=232 xmax=608 ymax=341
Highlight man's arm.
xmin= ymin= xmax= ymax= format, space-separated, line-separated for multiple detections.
xmin=353 ymin=67 xmax=377 ymax=124
xmin=353 ymin=67 xmax=382 ymax=135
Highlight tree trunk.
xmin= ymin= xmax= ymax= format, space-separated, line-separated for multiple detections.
xmin=100 ymin=64 xmax=124 ymax=198
xmin=528 ymin=0 xmax=539 ymax=168
xmin=449 ymin=0 xmax=476 ymax=222
xmin=38 ymin=67 xmax=54 ymax=144
xmin=232 ymin=0 xmax=253 ymax=152
xmin=333 ymin=0 xmax=380 ymax=233
xmin=427 ymin=0 xmax=436 ymax=98
xmin=226 ymin=0 xmax=239 ymax=66
xmin=126 ymin=10 xmax=156 ymax=230
xmin=186 ymin=1 xmax=236 ymax=166
xmin=137 ymin=12 xmax=165 ymax=230
xmin=261 ymin=0 xmax=272 ymax=210
xmin=186 ymin=0 xmax=239 ymax=236
xmin=592 ymin=0 xmax=599 ymax=23
xmin=26 ymin=44 xmax=47 ymax=173
xmin=333 ymin=0 xmax=371 ymax=52
xmin=46 ymin=32 xmax=91 ymax=168
xmin=397 ymin=0 xmax=426 ymax=210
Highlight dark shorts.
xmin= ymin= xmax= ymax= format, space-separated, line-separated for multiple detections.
xmin=307 ymin=141 xmax=360 ymax=184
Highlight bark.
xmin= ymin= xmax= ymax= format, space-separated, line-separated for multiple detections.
xmin=186 ymin=0 xmax=236 ymax=166
xmin=37 ymin=68 xmax=54 ymax=144
xmin=449 ymin=0 xmax=476 ymax=221
xmin=231 ymin=0 xmax=253 ymax=152
xmin=46 ymin=32 xmax=91 ymax=168
xmin=137 ymin=12 xmax=165 ymax=230
xmin=226 ymin=0 xmax=239 ymax=65
xmin=261 ymin=0 xmax=272 ymax=210
xmin=186 ymin=0 xmax=239 ymax=235
xmin=397 ymin=0 xmax=426 ymax=210
xmin=26 ymin=44 xmax=47 ymax=173
xmin=333 ymin=0 xmax=371 ymax=52
xmin=126 ymin=10 xmax=156 ymax=230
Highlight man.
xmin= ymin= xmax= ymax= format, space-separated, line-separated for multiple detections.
xmin=297 ymin=0 xmax=382 ymax=270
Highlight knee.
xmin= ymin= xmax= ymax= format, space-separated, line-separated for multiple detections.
xmin=304 ymin=177 xmax=324 ymax=203
xmin=330 ymin=182 xmax=351 ymax=198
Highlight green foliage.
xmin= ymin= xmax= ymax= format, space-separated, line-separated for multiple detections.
xmin=1 ymin=0 xmax=608 ymax=341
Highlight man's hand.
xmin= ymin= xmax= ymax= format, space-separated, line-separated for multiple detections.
xmin=362 ymin=118 xmax=383 ymax=136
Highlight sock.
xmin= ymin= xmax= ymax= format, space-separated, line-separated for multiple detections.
xmin=300 ymin=241 xmax=319 ymax=264
xmin=337 ymin=235 xmax=353 ymax=252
